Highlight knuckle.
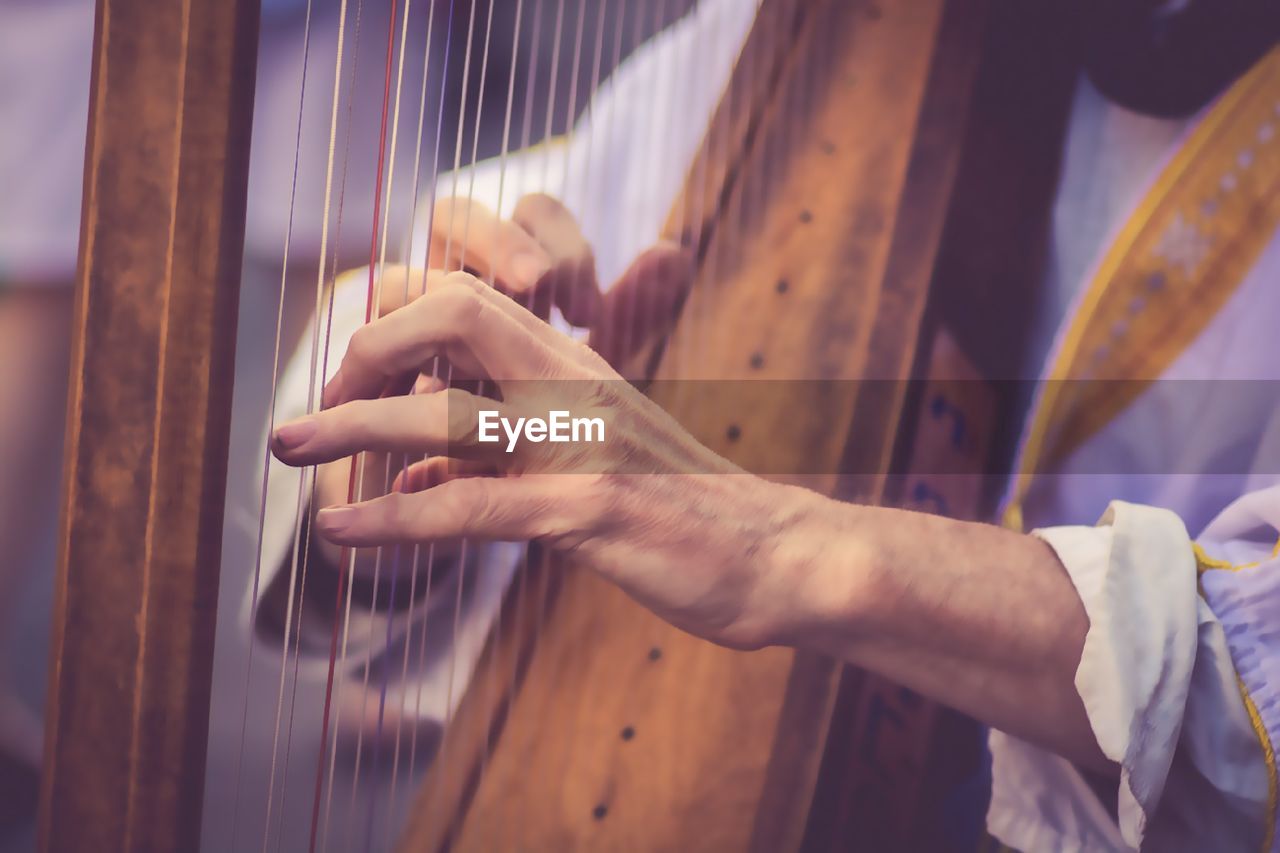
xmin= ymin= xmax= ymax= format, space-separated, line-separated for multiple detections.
xmin=442 ymin=270 xmax=483 ymax=292
xmin=347 ymin=323 xmax=376 ymax=363
xmin=442 ymin=388 xmax=480 ymax=447
xmin=383 ymin=491 xmax=420 ymax=534
xmin=436 ymin=281 xmax=486 ymax=331
xmin=449 ymin=478 xmax=491 ymax=527
xmin=342 ymin=399 xmax=378 ymax=439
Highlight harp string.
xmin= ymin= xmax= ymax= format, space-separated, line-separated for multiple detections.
xmin=503 ymin=2 xmax=672 ymax=828
xmin=231 ymin=3 xmax=775 ymax=849
xmin=702 ymin=0 xmax=767 ymax=378
xmin=356 ymin=0 xmax=499 ymax=843
xmin=298 ymin=0 xmax=375 ymax=844
xmin=400 ymin=0 xmax=464 ymax=825
xmin=274 ymin=0 xmax=382 ymax=826
xmin=609 ymin=0 xmax=653 ymax=376
xmin=231 ymin=0 xmax=319 ymax=843
xmin=251 ymin=0 xmax=363 ymax=845
xmin=426 ymin=0 xmax=507 ymax=821
xmin=494 ymin=0 xmax=595 ymax=825
xmin=490 ymin=0 xmax=550 ymax=838
xmin=326 ymin=0 xmax=467 ymax=843
xmin=287 ymin=0 xmax=371 ymax=841
xmin=492 ymin=0 xmax=617 ymax=829
xmin=384 ymin=0 xmax=446 ymax=821
xmin=307 ymin=0 xmax=399 ymax=846
xmin=461 ymin=0 xmax=544 ymax=814
xmin=338 ymin=0 xmax=425 ymax=845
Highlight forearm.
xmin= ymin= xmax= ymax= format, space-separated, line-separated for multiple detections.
xmin=766 ymin=485 xmax=1107 ymax=769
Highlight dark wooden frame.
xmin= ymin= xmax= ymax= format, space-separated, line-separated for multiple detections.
xmin=40 ymin=0 xmax=260 ymax=849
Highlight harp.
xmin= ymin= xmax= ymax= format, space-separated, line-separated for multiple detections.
xmin=42 ymin=0 xmax=1076 ymax=850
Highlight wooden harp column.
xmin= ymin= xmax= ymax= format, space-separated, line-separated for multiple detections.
xmin=40 ymin=0 xmax=260 ymax=850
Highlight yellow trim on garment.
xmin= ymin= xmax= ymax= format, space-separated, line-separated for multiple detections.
xmin=1004 ymin=47 xmax=1280 ymax=531
xmin=1193 ymin=542 xmax=1263 ymax=574
xmin=1196 ymin=550 xmax=1279 ymax=850
xmin=1237 ymin=674 xmax=1279 ymax=853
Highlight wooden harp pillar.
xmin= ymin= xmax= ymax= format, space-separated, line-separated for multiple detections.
xmin=40 ymin=0 xmax=260 ymax=849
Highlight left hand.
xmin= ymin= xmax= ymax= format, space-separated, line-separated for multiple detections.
xmin=308 ymin=192 xmax=691 ymax=571
xmin=271 ymin=271 xmax=841 ymax=649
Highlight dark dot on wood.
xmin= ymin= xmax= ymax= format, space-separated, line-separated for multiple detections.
xmin=648 ymin=646 xmax=662 ymax=661
xmin=799 ymin=209 xmax=813 ymax=224
xmin=775 ymin=279 xmax=789 ymax=294
xmin=821 ymin=140 xmax=836 ymax=155
xmin=621 ymin=726 xmax=635 ymax=741
xmin=726 ymin=424 xmax=742 ymax=442
xmin=593 ymin=804 xmax=608 ymax=820
xmin=749 ymin=352 xmax=765 ymax=370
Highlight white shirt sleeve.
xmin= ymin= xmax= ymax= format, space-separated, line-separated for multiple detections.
xmin=987 ymin=499 xmax=1273 ymax=852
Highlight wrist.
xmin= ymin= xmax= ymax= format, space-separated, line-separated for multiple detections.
xmin=752 ymin=485 xmax=884 ymax=650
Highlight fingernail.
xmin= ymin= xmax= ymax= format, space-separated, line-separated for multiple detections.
xmin=511 ymin=252 xmax=550 ymax=290
xmin=316 ymin=506 xmax=356 ymax=535
xmin=273 ymin=417 xmax=317 ymax=450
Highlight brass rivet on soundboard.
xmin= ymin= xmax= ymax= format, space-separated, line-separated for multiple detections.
xmin=726 ymin=424 xmax=742 ymax=442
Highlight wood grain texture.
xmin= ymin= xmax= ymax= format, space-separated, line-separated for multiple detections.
xmin=39 ymin=0 xmax=260 ymax=850
xmin=398 ymin=0 xmax=993 ymax=850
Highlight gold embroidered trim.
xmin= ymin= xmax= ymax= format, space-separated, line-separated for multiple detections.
xmin=1005 ymin=48 xmax=1280 ymax=531
xmin=1237 ymin=675 xmax=1279 ymax=853
xmin=1193 ymin=542 xmax=1263 ymax=574
xmin=1196 ymin=551 xmax=1279 ymax=850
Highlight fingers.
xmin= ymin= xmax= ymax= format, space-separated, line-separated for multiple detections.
xmin=590 ymin=241 xmax=693 ymax=375
xmin=429 ymin=197 xmax=552 ymax=295
xmin=427 ymin=193 xmax=602 ymax=327
xmin=314 ymin=478 xmax=559 ymax=545
xmin=320 ymin=273 xmax=563 ymax=408
xmin=391 ymin=456 xmax=499 ymax=494
xmin=375 ymin=267 xmax=451 ymax=318
xmin=512 ymin=194 xmax=601 ymax=327
xmin=272 ymin=388 xmax=506 ymax=467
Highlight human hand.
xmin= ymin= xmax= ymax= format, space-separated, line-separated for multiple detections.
xmin=275 ymin=270 xmax=834 ymax=649
xmin=309 ymin=192 xmax=693 ymax=569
